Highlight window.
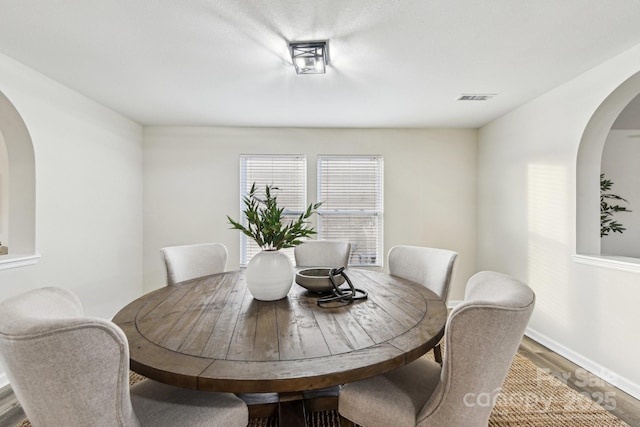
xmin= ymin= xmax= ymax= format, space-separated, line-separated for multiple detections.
xmin=317 ymin=156 xmax=384 ymax=266
xmin=238 ymin=155 xmax=307 ymax=265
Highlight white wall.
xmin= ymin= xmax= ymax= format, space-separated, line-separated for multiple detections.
xmin=143 ymin=127 xmax=478 ymax=299
xmin=601 ymin=129 xmax=640 ymax=257
xmin=0 ymin=132 xmax=7 ymax=246
xmin=0 ymin=53 xmax=144 ymax=386
xmin=478 ymin=43 xmax=640 ymax=398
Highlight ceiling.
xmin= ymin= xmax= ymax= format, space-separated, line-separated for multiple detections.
xmin=2 ymin=1 xmax=640 ymax=128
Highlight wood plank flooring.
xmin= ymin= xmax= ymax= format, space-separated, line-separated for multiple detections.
xmin=1 ymin=336 xmax=639 ymax=426
xmin=518 ymin=336 xmax=640 ymax=426
xmin=0 ymin=385 xmax=24 ymax=427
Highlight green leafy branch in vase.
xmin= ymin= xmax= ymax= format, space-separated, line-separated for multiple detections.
xmin=600 ymin=173 xmax=632 ymax=237
xmin=227 ymin=183 xmax=322 ymax=250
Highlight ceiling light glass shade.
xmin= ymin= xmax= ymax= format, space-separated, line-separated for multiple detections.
xmin=289 ymin=41 xmax=329 ymax=74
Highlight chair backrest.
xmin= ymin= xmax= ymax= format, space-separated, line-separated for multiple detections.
xmin=294 ymin=240 xmax=352 ymax=268
xmin=387 ymin=245 xmax=458 ymax=301
xmin=0 ymin=287 xmax=140 ymax=427
xmin=417 ymin=271 xmax=535 ymax=427
xmin=161 ymin=243 xmax=228 ymax=286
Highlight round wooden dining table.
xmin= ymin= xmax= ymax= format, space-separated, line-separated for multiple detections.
xmin=113 ymin=268 xmax=447 ymax=424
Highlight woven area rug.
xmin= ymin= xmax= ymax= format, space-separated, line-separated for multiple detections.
xmin=15 ymin=352 xmax=628 ymax=427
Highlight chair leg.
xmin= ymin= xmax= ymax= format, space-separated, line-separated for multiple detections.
xmin=433 ymin=343 xmax=443 ymax=365
xmin=339 ymin=415 xmax=357 ymax=427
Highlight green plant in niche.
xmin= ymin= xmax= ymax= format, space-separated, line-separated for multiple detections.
xmin=600 ymin=173 xmax=632 ymax=237
xmin=227 ymin=183 xmax=322 ymax=250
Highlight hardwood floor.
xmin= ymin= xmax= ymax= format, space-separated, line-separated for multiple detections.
xmin=1 ymin=336 xmax=639 ymax=426
xmin=519 ymin=336 xmax=640 ymax=426
xmin=0 ymin=385 xmax=24 ymax=427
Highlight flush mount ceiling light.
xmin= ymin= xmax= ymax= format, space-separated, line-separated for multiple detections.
xmin=289 ymin=41 xmax=329 ymax=74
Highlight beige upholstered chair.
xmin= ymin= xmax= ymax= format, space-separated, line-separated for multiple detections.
xmin=161 ymin=242 xmax=227 ymax=286
xmin=294 ymin=240 xmax=352 ymax=267
xmin=339 ymin=271 xmax=535 ymax=427
xmin=294 ymin=239 xmax=351 ymax=402
xmin=388 ymin=245 xmax=457 ymax=363
xmin=0 ymin=287 xmax=248 ymax=427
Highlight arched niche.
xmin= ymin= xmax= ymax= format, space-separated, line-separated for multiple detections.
xmin=576 ymin=71 xmax=640 ymax=257
xmin=0 ymin=89 xmax=37 ymax=268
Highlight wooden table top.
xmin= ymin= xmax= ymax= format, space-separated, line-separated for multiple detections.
xmin=113 ymin=268 xmax=447 ymax=394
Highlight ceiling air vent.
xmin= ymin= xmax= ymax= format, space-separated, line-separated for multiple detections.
xmin=458 ymin=94 xmax=496 ymax=101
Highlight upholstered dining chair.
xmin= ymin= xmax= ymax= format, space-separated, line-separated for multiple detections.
xmin=387 ymin=245 xmax=458 ymax=363
xmin=338 ymin=271 xmax=535 ymax=427
xmin=294 ymin=240 xmax=352 ymax=267
xmin=0 ymin=287 xmax=248 ymax=427
xmin=161 ymin=242 xmax=228 ymax=286
xmin=294 ymin=239 xmax=351 ymax=403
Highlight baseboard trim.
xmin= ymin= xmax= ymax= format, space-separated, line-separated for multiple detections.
xmin=525 ymin=327 xmax=640 ymax=400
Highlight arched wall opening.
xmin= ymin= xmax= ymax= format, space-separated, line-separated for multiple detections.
xmin=577 ymin=71 xmax=640 ymax=257
xmin=0 ymin=89 xmax=37 ymax=268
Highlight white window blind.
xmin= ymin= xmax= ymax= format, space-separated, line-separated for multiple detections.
xmin=238 ymin=155 xmax=307 ymax=265
xmin=317 ymin=156 xmax=384 ymax=266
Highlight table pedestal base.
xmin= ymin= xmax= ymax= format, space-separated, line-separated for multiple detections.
xmin=278 ymin=393 xmax=306 ymax=427
xmin=241 ymin=388 xmax=340 ymax=427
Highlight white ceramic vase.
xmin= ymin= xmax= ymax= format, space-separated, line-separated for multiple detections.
xmin=245 ymin=249 xmax=294 ymax=301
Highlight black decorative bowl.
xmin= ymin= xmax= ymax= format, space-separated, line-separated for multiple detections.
xmin=295 ymin=268 xmax=345 ymax=293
